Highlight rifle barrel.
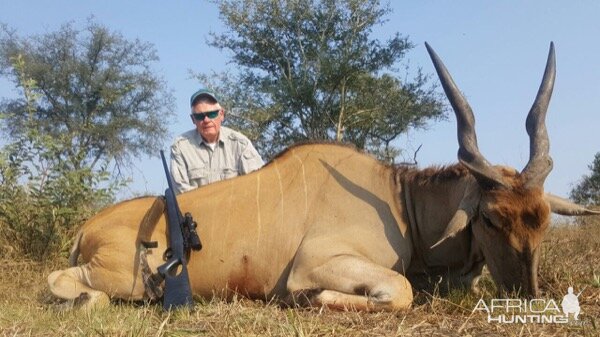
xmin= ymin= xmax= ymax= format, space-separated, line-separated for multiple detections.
xmin=160 ymin=150 xmax=177 ymax=195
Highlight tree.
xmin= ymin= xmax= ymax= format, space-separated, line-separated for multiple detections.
xmin=0 ymin=20 xmax=174 ymax=259
xmin=0 ymin=20 xmax=174 ymax=175
xmin=196 ymin=0 xmax=445 ymax=161
xmin=570 ymin=152 xmax=600 ymax=206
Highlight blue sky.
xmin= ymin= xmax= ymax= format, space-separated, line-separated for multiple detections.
xmin=1 ymin=1 xmax=599 ymax=200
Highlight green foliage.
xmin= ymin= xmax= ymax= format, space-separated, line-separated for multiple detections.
xmin=0 ymin=20 xmax=173 ymax=259
xmin=570 ymin=152 xmax=600 ymax=206
xmin=0 ymin=19 xmax=174 ymax=172
xmin=0 ymin=54 xmax=118 ymax=259
xmin=196 ymin=0 xmax=446 ymax=161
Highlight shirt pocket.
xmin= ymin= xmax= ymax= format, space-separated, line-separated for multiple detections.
xmin=188 ymin=166 xmax=209 ymax=187
xmin=221 ymin=167 xmax=238 ymax=180
xmin=241 ymin=147 xmax=264 ymax=173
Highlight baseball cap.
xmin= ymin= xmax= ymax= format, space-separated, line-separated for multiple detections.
xmin=190 ymin=88 xmax=219 ymax=107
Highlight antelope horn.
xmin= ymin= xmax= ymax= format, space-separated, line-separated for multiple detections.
xmin=545 ymin=193 xmax=600 ymax=216
xmin=425 ymin=42 xmax=507 ymax=188
xmin=521 ymin=42 xmax=556 ymax=188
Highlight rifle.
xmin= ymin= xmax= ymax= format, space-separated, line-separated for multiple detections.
xmin=157 ymin=150 xmax=202 ymax=310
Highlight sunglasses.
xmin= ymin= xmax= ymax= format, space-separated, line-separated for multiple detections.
xmin=191 ymin=110 xmax=220 ymax=121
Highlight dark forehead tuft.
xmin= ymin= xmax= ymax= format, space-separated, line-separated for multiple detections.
xmin=489 ymin=186 xmax=550 ymax=231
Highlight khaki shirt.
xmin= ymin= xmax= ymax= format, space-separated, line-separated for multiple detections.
xmin=170 ymin=126 xmax=264 ymax=194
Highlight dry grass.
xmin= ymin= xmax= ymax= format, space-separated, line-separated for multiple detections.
xmin=1 ymin=217 xmax=599 ymax=337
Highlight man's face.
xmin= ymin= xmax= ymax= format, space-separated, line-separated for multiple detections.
xmin=191 ymin=101 xmax=224 ymax=143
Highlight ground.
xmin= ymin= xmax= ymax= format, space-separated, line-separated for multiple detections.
xmin=1 ymin=217 xmax=599 ymax=337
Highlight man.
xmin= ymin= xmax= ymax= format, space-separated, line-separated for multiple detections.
xmin=170 ymin=88 xmax=264 ymax=194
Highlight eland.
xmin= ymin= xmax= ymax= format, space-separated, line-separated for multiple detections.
xmin=48 ymin=43 xmax=598 ymax=311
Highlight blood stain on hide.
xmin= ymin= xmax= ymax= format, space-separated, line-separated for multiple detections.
xmin=226 ymin=254 xmax=265 ymax=300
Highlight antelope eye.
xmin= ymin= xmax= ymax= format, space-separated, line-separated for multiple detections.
xmin=481 ymin=213 xmax=495 ymax=228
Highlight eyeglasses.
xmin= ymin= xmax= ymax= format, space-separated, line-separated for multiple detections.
xmin=191 ymin=110 xmax=220 ymax=121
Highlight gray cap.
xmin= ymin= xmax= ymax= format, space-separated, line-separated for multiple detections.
xmin=190 ymin=88 xmax=218 ymax=107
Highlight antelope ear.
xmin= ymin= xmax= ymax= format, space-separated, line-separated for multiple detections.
xmin=431 ymin=209 xmax=470 ymax=249
xmin=459 ymin=159 xmax=509 ymax=190
xmin=545 ymin=193 xmax=600 ymax=216
xmin=431 ymin=182 xmax=480 ymax=248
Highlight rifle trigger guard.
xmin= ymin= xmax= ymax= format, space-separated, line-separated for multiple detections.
xmin=163 ymin=247 xmax=173 ymax=261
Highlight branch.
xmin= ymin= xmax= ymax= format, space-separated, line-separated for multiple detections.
xmin=397 ymin=144 xmax=422 ymax=166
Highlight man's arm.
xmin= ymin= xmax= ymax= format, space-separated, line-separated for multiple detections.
xmin=240 ymin=142 xmax=265 ymax=174
xmin=170 ymin=144 xmax=194 ymax=194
